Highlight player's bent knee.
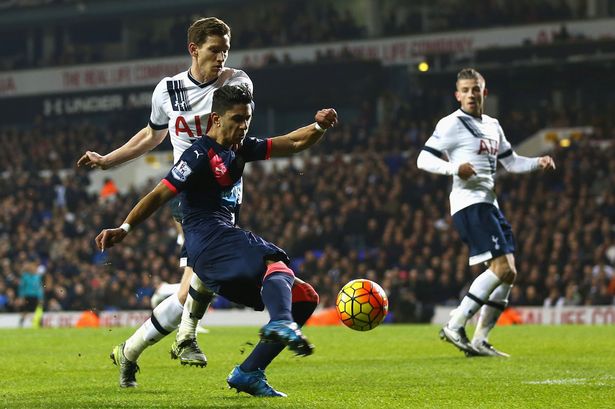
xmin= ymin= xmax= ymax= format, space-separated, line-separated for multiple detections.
xmin=292 ymin=281 xmax=319 ymax=305
xmin=504 ymin=269 xmax=517 ymax=284
xmin=495 ymin=266 xmax=516 ymax=284
xmin=491 ymin=256 xmax=517 ymax=284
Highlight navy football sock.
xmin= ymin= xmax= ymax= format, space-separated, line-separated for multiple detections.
xmin=261 ymin=272 xmax=294 ymax=322
xmin=240 ymin=299 xmax=317 ymax=373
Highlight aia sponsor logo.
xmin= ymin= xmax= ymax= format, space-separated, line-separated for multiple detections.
xmin=478 ymin=138 xmax=499 ymax=155
xmin=175 ymin=114 xmax=210 ymax=138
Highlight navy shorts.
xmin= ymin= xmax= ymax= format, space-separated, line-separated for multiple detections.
xmin=187 ymin=226 xmax=289 ymax=311
xmin=452 ymin=203 xmax=515 ymax=266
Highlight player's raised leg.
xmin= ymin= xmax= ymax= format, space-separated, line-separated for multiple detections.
xmin=227 ymin=275 xmax=319 ymax=397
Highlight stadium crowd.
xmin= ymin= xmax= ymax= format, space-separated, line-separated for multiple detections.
xmin=380 ymin=0 xmax=579 ymax=36
xmin=0 ymin=0 xmax=602 ymax=71
xmin=1 ymin=109 xmax=614 ymax=320
xmin=3 ymin=87 xmax=614 ymax=176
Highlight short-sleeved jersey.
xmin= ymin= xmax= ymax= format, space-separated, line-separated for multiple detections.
xmin=162 ymin=136 xmax=272 ymax=235
xmin=423 ymin=109 xmax=513 ymax=215
xmin=149 ymin=68 xmax=253 ymax=162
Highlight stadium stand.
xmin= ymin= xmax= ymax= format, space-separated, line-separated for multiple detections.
xmin=0 ymin=0 xmax=611 ymax=71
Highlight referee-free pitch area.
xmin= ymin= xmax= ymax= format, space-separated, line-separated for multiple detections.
xmin=1 ymin=324 xmax=613 ymax=408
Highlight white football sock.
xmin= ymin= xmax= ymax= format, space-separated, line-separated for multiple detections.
xmin=473 ymin=282 xmax=512 ymax=343
xmin=176 ymin=275 xmax=213 ymax=343
xmin=157 ymin=283 xmax=182 ymax=299
xmin=151 ymin=282 xmax=181 ymax=308
xmin=123 ymin=293 xmax=183 ymax=362
xmin=449 ymin=269 xmax=501 ymax=329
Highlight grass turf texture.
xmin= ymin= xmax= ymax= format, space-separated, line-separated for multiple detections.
xmin=0 ymin=325 xmax=613 ymax=408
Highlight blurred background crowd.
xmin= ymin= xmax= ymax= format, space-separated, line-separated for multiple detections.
xmin=1 ymin=114 xmax=613 ymax=320
xmin=0 ymin=0 xmax=608 ymax=70
xmin=1 ymin=0 xmax=614 ymax=321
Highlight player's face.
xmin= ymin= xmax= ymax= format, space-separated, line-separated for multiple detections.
xmin=218 ymin=104 xmax=252 ymax=146
xmin=455 ymin=78 xmax=486 ymax=117
xmin=191 ymin=34 xmax=230 ymax=82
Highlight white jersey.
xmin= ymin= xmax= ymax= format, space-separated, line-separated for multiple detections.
xmin=424 ymin=109 xmax=512 ymax=215
xmin=149 ymin=67 xmax=253 ymax=162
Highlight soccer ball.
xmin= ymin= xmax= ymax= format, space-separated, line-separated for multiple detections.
xmin=336 ymin=279 xmax=389 ymax=331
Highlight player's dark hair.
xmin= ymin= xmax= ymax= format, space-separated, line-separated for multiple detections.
xmin=212 ymin=84 xmax=253 ymax=116
xmin=456 ymin=68 xmax=485 ymax=84
xmin=188 ymin=17 xmax=231 ymax=46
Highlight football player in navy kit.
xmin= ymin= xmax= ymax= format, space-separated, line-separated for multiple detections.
xmin=96 ymin=84 xmax=338 ymax=397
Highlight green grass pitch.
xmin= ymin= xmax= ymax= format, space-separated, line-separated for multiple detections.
xmin=1 ymin=325 xmax=613 ymax=408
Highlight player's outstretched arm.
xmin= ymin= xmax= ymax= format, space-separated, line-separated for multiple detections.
xmin=269 ymin=108 xmax=338 ymax=157
xmin=95 ymin=181 xmax=176 ymax=251
xmin=77 ymin=125 xmax=167 ymax=170
xmin=499 ymin=151 xmax=556 ymax=174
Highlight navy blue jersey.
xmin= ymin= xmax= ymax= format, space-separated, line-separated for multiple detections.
xmin=162 ymin=135 xmax=289 ymax=310
xmin=163 ymin=136 xmax=271 ymax=230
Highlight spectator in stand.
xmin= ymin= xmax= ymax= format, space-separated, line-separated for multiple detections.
xmin=17 ymin=259 xmax=44 ymax=327
xmin=0 ymin=281 xmax=16 ymax=312
xmin=99 ymin=178 xmax=119 ymax=203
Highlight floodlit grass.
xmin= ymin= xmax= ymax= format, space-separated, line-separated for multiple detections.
xmin=0 ymin=325 xmax=613 ymax=408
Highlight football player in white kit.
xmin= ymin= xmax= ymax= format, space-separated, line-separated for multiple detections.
xmin=77 ymin=17 xmax=252 ymax=386
xmin=417 ymin=68 xmax=555 ymax=357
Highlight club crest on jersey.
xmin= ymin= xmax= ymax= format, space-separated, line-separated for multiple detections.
xmin=171 ymin=160 xmax=192 ymax=182
xmin=478 ymin=139 xmax=499 ymax=155
xmin=492 ymin=235 xmax=500 ymax=250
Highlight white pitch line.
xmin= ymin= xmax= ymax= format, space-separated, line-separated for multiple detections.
xmin=524 ymin=376 xmax=614 ymax=386
xmin=525 ymin=378 xmax=588 ymax=385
